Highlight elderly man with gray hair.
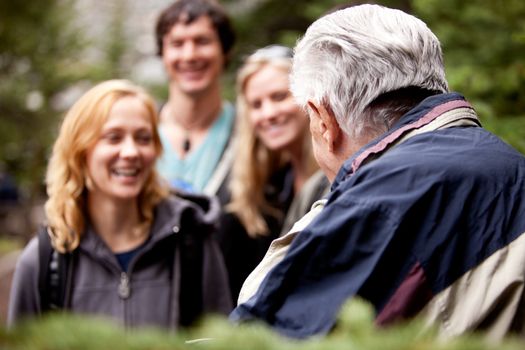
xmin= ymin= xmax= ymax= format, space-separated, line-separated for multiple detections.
xmin=231 ymin=4 xmax=525 ymax=341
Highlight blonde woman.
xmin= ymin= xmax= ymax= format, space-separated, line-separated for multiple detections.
xmin=218 ymin=46 xmax=329 ymax=301
xmin=8 ymin=80 xmax=231 ymax=329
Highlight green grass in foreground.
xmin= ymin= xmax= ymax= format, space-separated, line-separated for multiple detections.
xmin=0 ymin=299 xmax=524 ymax=350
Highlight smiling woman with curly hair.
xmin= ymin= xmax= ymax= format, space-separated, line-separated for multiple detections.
xmin=8 ymin=79 xmax=231 ymax=330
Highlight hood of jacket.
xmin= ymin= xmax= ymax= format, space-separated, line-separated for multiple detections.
xmin=78 ymin=192 xmax=221 ymax=264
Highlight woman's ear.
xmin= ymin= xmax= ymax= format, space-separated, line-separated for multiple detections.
xmin=81 ymin=160 xmax=94 ymax=192
xmin=84 ymin=173 xmax=94 ymax=191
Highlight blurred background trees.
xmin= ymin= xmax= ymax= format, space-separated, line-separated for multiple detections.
xmin=0 ymin=0 xmax=133 ymax=203
xmin=0 ymin=0 xmax=86 ymax=199
xmin=0 ymin=0 xmax=524 ymax=233
xmin=412 ymin=0 xmax=525 ymax=151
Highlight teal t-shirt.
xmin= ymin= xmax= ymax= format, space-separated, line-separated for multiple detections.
xmin=156 ymin=102 xmax=235 ymax=193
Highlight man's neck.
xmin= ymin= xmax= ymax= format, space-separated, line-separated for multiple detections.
xmin=163 ymin=82 xmax=223 ymax=131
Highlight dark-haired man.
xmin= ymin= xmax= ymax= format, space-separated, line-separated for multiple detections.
xmin=155 ymin=0 xmax=236 ymax=197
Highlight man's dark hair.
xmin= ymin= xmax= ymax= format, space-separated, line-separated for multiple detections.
xmin=155 ymin=0 xmax=236 ymax=60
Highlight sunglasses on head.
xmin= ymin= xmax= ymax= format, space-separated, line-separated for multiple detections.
xmin=248 ymin=45 xmax=293 ymax=60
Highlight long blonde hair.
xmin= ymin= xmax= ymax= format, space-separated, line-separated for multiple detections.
xmin=45 ymin=80 xmax=169 ymax=253
xmin=227 ymin=48 xmax=318 ymax=237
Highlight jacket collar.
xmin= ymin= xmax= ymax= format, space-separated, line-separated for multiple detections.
xmin=332 ymin=92 xmax=477 ymax=189
xmin=78 ymin=193 xmax=220 ymax=261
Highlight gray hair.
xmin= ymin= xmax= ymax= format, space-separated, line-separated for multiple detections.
xmin=290 ymin=4 xmax=449 ymax=138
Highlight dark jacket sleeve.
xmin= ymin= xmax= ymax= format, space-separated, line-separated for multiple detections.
xmin=7 ymin=237 xmax=41 ymax=327
xmin=230 ymin=193 xmax=399 ymax=337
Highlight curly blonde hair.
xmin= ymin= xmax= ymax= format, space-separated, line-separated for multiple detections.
xmin=45 ymin=80 xmax=169 ymax=253
xmin=227 ymin=51 xmax=318 ymax=237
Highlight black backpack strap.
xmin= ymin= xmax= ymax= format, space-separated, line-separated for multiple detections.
xmin=37 ymin=226 xmax=73 ymax=312
xmin=178 ymin=228 xmax=204 ymax=327
xmin=37 ymin=226 xmax=53 ymax=312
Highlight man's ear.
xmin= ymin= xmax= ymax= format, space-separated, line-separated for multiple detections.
xmin=307 ymin=100 xmax=340 ymax=152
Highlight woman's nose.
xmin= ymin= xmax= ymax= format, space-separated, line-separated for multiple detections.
xmin=260 ymin=101 xmax=279 ymax=120
xmin=120 ymin=137 xmax=139 ymax=158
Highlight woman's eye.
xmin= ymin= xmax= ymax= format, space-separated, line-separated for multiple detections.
xmin=136 ymin=133 xmax=153 ymax=144
xmin=272 ymin=91 xmax=289 ymax=102
xmin=103 ymin=133 xmax=121 ymax=143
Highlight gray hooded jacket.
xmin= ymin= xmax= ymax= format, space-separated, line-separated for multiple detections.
xmin=8 ymin=193 xmax=232 ymax=330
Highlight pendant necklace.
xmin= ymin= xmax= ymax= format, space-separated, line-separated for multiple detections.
xmin=166 ymin=103 xmax=192 ymax=155
xmin=169 ymin=102 xmax=220 ymax=156
xmin=182 ymin=131 xmax=191 ymax=153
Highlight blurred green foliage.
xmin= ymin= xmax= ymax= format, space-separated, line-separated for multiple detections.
xmin=0 ymin=0 xmax=86 ymax=197
xmin=1 ymin=299 xmax=524 ymax=349
xmin=1 ymin=0 xmax=524 ymax=199
xmin=0 ymin=0 xmax=130 ymax=201
xmin=412 ymin=0 xmax=525 ymax=151
xmin=413 ymin=0 xmax=525 ymax=117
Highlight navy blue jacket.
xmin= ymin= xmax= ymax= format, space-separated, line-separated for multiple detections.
xmin=230 ymin=93 xmax=525 ymax=338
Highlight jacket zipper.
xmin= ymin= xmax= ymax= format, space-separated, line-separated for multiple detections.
xmin=118 ymin=272 xmax=131 ymax=299
xmin=115 ymin=233 xmax=172 ymax=327
xmin=118 ymin=271 xmax=131 ymax=328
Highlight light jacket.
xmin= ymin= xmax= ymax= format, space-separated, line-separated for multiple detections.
xmin=8 ymin=193 xmax=232 ymax=329
xmin=231 ymin=93 xmax=525 ymax=340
